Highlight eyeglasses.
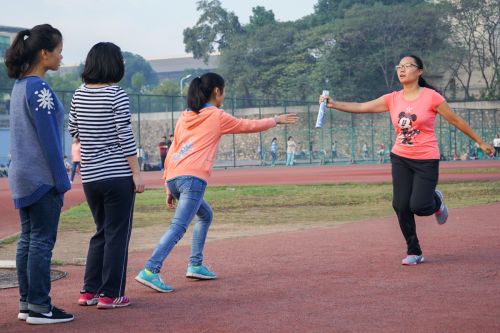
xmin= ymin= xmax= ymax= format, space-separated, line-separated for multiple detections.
xmin=395 ymin=63 xmax=419 ymax=71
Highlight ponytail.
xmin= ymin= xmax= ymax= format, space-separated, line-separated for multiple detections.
xmin=418 ymin=76 xmax=438 ymax=92
xmin=405 ymin=54 xmax=439 ymax=93
xmin=186 ymin=72 xmax=225 ymax=112
xmin=4 ymin=24 xmax=62 ymax=79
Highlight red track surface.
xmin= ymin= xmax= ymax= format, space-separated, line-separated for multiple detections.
xmin=0 ymin=160 xmax=499 ymax=332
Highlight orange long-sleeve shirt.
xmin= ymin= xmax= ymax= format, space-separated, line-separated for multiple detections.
xmin=163 ymin=106 xmax=277 ymax=182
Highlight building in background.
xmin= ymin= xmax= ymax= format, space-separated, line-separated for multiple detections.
xmin=148 ymin=55 xmax=219 ymax=81
xmin=0 ymin=25 xmax=25 ymax=58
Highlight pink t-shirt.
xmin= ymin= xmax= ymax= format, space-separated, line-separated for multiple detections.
xmin=383 ymin=88 xmax=445 ymax=160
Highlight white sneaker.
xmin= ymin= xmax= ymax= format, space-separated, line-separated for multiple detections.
xmin=401 ymin=255 xmax=424 ymax=266
xmin=435 ymin=190 xmax=448 ymax=225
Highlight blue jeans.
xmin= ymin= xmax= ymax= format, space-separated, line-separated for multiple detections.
xmin=16 ymin=188 xmax=62 ymax=313
xmin=271 ymin=151 xmax=277 ymax=165
xmin=70 ymin=161 xmax=80 ymax=181
xmin=145 ymin=176 xmax=213 ymax=273
xmin=286 ymin=153 xmax=294 ymax=166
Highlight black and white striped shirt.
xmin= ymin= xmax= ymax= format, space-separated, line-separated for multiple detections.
xmin=68 ymin=85 xmax=137 ymax=183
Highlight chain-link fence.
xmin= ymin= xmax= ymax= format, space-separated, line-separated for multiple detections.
xmin=1 ymin=89 xmax=499 ymax=167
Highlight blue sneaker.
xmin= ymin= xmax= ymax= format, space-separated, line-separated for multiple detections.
xmin=135 ymin=269 xmax=173 ymax=293
xmin=186 ymin=264 xmax=216 ymax=280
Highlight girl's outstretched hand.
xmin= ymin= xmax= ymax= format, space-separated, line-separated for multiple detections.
xmin=274 ymin=113 xmax=299 ymax=124
xmin=480 ymin=142 xmax=495 ymax=157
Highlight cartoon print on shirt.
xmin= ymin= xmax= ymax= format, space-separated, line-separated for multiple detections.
xmin=397 ymin=106 xmax=420 ymax=146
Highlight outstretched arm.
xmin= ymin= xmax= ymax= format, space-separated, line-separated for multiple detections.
xmin=319 ymin=95 xmax=389 ymax=114
xmin=436 ymin=102 xmax=495 ymax=156
xmin=220 ymin=112 xmax=299 ymax=135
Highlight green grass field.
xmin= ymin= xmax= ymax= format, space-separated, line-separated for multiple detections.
xmin=59 ymin=181 xmax=500 ymax=232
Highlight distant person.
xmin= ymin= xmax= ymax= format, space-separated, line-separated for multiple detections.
xmin=362 ymin=142 xmax=369 ymax=159
xmin=319 ymin=54 xmax=494 ymax=266
xmin=460 ymin=150 xmax=469 ymax=161
xmin=134 ymin=72 xmax=298 ymax=292
xmin=494 ymin=133 xmax=500 ymax=158
xmin=166 ymin=134 xmax=174 ymax=154
xmin=5 ymin=98 xmax=10 ymax=114
xmin=69 ymin=42 xmax=145 ymax=309
xmin=286 ymin=136 xmax=297 ymax=166
xmin=64 ymin=155 xmax=71 ymax=174
xmin=331 ymin=141 xmax=337 ymax=161
xmin=377 ymin=143 xmax=385 ymax=164
xmin=257 ymin=143 xmax=266 ymax=166
xmin=474 ymin=142 xmax=483 ymax=159
xmin=5 ymin=24 xmax=74 ymax=324
xmin=158 ymin=136 xmax=168 ymax=170
xmin=70 ymin=137 xmax=81 ymax=182
xmin=270 ymin=137 xmax=278 ymax=166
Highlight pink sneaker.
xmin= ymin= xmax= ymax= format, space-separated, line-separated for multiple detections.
xmin=78 ymin=290 xmax=99 ymax=306
xmin=96 ymin=295 xmax=130 ymax=309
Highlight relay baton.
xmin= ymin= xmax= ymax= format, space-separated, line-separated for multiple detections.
xmin=315 ymin=90 xmax=329 ymax=128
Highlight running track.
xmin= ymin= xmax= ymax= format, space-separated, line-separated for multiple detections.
xmin=0 ymin=161 xmax=499 ymax=332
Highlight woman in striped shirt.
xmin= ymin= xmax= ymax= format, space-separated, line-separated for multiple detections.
xmin=69 ymin=42 xmax=144 ymax=309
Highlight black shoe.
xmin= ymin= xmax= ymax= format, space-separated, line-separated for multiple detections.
xmin=26 ymin=306 xmax=74 ymax=325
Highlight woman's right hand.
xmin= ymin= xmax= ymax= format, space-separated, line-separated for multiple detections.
xmin=133 ymin=173 xmax=145 ymax=193
xmin=274 ymin=113 xmax=299 ymax=124
xmin=319 ymin=95 xmax=334 ymax=108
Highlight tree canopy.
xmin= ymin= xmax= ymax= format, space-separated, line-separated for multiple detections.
xmin=183 ymin=0 xmax=499 ymax=101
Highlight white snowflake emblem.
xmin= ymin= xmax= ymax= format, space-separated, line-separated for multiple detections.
xmin=36 ymin=88 xmax=55 ymax=110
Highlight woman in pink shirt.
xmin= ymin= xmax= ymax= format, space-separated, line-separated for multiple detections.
xmin=135 ymin=73 xmax=298 ymax=292
xmin=320 ymin=55 xmax=494 ymax=266
xmin=70 ymin=137 xmax=81 ymax=183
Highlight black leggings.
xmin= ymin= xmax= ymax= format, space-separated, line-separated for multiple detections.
xmin=390 ymin=153 xmax=442 ymax=256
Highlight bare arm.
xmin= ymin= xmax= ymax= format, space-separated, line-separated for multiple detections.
xmin=436 ymin=102 xmax=495 ymax=156
xmin=320 ymin=95 xmax=389 ymax=114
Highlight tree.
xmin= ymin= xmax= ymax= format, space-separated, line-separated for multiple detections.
xmin=313 ymin=2 xmax=451 ymax=100
xmin=45 ymin=65 xmax=83 ymax=92
xmin=473 ymin=0 xmax=500 ymax=98
xmin=446 ymin=0 xmax=481 ymax=100
xmin=183 ymin=0 xmax=243 ymax=63
xmin=312 ymin=0 xmax=425 ymax=24
xmin=184 ymin=0 xmax=454 ymax=102
xmin=149 ymin=80 xmax=180 ymax=96
xmin=121 ymin=52 xmax=158 ymax=91
xmin=249 ymin=6 xmax=276 ymax=27
xmin=447 ymin=0 xmax=500 ymax=100
xmin=131 ymin=72 xmax=145 ymax=93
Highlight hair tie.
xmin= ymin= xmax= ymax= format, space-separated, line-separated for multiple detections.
xmin=23 ymin=31 xmax=30 ymax=41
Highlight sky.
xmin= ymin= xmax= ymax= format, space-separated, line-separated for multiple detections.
xmin=1 ymin=0 xmax=318 ymax=66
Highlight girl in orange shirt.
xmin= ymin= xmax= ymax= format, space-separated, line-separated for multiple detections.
xmin=135 ymin=73 xmax=298 ymax=292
